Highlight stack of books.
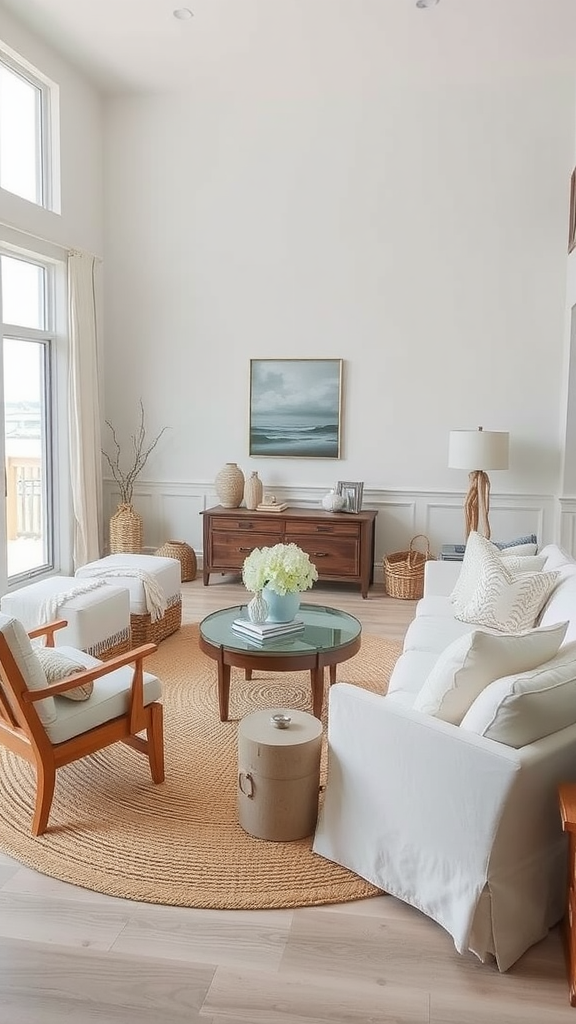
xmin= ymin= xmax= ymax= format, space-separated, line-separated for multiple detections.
xmin=255 ymin=502 xmax=288 ymax=513
xmin=440 ymin=544 xmax=466 ymax=562
xmin=232 ymin=617 xmax=305 ymax=643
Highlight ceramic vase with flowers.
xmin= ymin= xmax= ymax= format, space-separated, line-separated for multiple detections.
xmin=242 ymin=543 xmax=319 ymax=623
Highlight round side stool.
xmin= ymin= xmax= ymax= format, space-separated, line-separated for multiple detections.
xmin=154 ymin=540 xmax=197 ymax=582
xmin=237 ymin=708 xmax=322 ymax=842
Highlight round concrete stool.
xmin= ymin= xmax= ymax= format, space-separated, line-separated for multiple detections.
xmin=237 ymin=708 xmax=322 ymax=842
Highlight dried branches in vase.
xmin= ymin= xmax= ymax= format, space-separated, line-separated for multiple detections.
xmin=102 ymin=400 xmax=169 ymax=505
xmin=102 ymin=400 xmax=169 ymax=554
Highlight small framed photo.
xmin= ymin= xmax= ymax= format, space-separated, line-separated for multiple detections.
xmin=336 ymin=480 xmax=364 ymax=513
xmin=569 ymin=168 xmax=576 ymax=254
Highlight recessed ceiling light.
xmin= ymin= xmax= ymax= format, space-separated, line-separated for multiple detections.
xmin=416 ymin=0 xmax=439 ymax=7
xmin=173 ymin=8 xmax=193 ymax=19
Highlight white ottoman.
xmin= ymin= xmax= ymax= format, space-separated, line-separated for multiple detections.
xmin=0 ymin=576 xmax=131 ymax=660
xmin=75 ymin=553 xmax=182 ymax=645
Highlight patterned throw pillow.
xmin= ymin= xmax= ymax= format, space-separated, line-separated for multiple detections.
xmin=451 ymin=534 xmax=544 ymax=614
xmin=35 ymin=647 xmax=93 ymax=701
xmin=453 ymin=534 xmax=559 ymax=633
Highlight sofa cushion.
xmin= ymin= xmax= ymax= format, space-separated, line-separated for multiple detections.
xmin=43 ymin=646 xmax=162 ymax=745
xmin=35 ymin=647 xmax=94 ymax=701
xmin=412 ymin=621 xmax=568 ymax=724
xmin=415 ymin=596 xmax=454 ymax=618
xmin=387 ymin=649 xmax=440 ymax=697
xmin=538 ymin=573 xmax=576 ymax=643
xmin=402 ymin=615 xmax=476 ymax=655
xmin=459 ymin=641 xmax=576 ymax=747
xmin=453 ymin=534 xmax=558 ymax=633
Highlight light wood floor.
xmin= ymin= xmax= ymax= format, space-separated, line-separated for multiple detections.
xmin=0 ymin=577 xmax=572 ymax=1022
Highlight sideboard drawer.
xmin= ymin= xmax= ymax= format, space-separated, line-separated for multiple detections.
xmin=212 ymin=517 xmax=281 ymax=535
xmin=210 ymin=532 xmax=280 ymax=569
xmin=290 ymin=534 xmax=359 ymax=576
xmin=284 ymin=518 xmax=359 ymax=538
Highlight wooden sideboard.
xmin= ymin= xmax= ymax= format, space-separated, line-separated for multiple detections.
xmin=201 ymin=505 xmax=378 ymax=598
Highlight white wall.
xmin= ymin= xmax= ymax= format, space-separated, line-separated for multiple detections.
xmin=102 ymin=1 xmax=576 ymax=565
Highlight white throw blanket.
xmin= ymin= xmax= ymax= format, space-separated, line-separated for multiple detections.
xmin=76 ymin=567 xmax=167 ymax=622
xmin=8 ymin=579 xmax=111 ymax=631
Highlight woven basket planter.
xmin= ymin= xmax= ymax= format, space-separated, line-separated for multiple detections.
xmin=383 ymin=535 xmax=435 ymax=601
xmin=109 ymin=504 xmax=143 ymax=554
xmin=154 ymin=540 xmax=197 ymax=582
xmin=130 ymin=597 xmax=182 ymax=646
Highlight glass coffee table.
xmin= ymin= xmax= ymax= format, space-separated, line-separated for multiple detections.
xmin=199 ymin=603 xmax=362 ymax=721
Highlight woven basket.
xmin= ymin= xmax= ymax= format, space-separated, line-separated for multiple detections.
xmin=383 ymin=534 xmax=435 ymax=601
xmin=130 ymin=598 xmax=182 ymax=646
xmin=109 ymin=504 xmax=143 ymax=554
xmin=155 ymin=540 xmax=197 ymax=582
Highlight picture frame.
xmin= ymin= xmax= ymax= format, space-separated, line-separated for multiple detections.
xmin=569 ymin=168 xmax=576 ymax=254
xmin=336 ymin=480 xmax=364 ymax=514
xmin=249 ymin=358 xmax=343 ymax=459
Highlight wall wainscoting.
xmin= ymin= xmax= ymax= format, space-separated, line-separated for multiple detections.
xmin=103 ymin=481 xmax=566 ymax=579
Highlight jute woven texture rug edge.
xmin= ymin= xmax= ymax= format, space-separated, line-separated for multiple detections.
xmin=0 ymin=624 xmax=401 ymax=910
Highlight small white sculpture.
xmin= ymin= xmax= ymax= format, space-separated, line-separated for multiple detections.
xmin=321 ymin=489 xmax=346 ymax=513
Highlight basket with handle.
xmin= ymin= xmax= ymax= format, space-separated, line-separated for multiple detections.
xmin=383 ymin=534 xmax=435 ymax=600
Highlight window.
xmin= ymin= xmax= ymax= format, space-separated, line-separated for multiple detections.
xmin=0 ymin=46 xmax=59 ymax=211
xmin=1 ymin=252 xmax=55 ymax=580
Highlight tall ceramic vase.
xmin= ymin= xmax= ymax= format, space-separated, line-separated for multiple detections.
xmin=215 ymin=463 xmax=245 ymax=508
xmin=263 ymin=586 xmax=301 ymax=623
xmin=244 ymin=471 xmax=263 ymax=510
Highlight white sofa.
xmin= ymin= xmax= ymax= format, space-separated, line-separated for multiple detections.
xmin=313 ymin=541 xmax=576 ymax=971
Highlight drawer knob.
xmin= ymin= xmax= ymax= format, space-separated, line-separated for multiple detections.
xmin=313 ymin=551 xmax=328 ymax=557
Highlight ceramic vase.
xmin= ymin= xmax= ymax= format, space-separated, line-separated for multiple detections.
xmin=321 ymin=489 xmax=346 ymax=513
xmin=247 ymin=591 xmax=269 ymax=623
xmin=244 ymin=471 xmax=263 ymax=511
xmin=215 ymin=462 xmax=245 ymax=508
xmin=263 ymin=586 xmax=301 ymax=623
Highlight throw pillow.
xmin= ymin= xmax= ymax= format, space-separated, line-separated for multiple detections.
xmin=498 ymin=555 xmax=546 ymax=573
xmin=35 ymin=647 xmax=93 ymax=701
xmin=498 ymin=543 xmax=538 ymax=556
xmin=493 ymin=534 xmax=538 ymax=550
xmin=412 ymin=621 xmax=568 ymax=724
xmin=456 ymin=557 xmax=559 ymax=633
xmin=459 ymin=641 xmax=576 ymax=747
xmin=451 ymin=534 xmax=544 ymax=614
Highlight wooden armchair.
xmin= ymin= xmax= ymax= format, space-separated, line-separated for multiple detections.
xmin=0 ymin=612 xmax=164 ymax=836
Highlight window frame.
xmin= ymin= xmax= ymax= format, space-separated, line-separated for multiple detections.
xmin=0 ymin=44 xmax=58 ymax=212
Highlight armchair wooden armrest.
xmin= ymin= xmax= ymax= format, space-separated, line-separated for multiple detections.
xmin=28 ymin=619 xmax=68 ymax=647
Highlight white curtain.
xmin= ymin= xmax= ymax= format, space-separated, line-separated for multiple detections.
xmin=67 ymin=251 xmax=103 ymax=569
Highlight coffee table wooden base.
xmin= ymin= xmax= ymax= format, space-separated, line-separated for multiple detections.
xmin=199 ymin=639 xmax=360 ymax=722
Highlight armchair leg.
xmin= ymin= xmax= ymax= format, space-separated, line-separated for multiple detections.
xmin=147 ymin=702 xmax=165 ymax=784
xmin=32 ymin=759 xmax=56 ymax=836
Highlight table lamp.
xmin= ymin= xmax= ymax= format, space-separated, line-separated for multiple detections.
xmin=448 ymin=427 xmax=509 ymax=540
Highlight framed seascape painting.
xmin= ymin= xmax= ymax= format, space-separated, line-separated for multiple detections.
xmin=249 ymin=358 xmax=343 ymax=458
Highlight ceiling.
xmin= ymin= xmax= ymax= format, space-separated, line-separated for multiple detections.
xmin=1 ymin=0 xmax=574 ymax=96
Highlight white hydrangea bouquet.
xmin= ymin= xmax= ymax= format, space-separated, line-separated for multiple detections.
xmin=242 ymin=543 xmax=318 ymax=595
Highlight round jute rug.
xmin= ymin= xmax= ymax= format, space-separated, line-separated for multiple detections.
xmin=0 ymin=624 xmax=401 ymax=910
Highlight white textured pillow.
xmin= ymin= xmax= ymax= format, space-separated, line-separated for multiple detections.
xmin=453 ymin=534 xmax=558 ymax=632
xmin=451 ymin=534 xmax=544 ymax=614
xmin=500 ymin=543 xmax=538 ymax=556
xmin=412 ymin=621 xmax=568 ymax=724
xmin=35 ymin=647 xmax=93 ymax=701
xmin=460 ymin=641 xmax=576 ymax=747
xmin=499 ymin=555 xmax=546 ymax=573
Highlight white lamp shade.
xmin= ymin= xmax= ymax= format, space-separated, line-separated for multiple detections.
xmin=448 ymin=429 xmax=509 ymax=471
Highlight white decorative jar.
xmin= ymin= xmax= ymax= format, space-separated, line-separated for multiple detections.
xmin=321 ymin=489 xmax=346 ymax=513
xmin=215 ymin=462 xmax=245 ymax=508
